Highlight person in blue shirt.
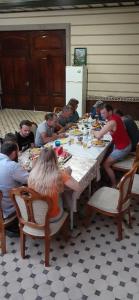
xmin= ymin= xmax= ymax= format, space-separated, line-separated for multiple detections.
xmin=90 ymin=100 xmax=104 ymax=121
xmin=67 ymin=98 xmax=79 ymax=123
xmin=0 ymin=142 xmax=28 ymax=219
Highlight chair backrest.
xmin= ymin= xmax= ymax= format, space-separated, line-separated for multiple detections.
xmin=31 ymin=122 xmax=38 ymax=138
xmin=134 ymin=143 xmax=139 ymax=164
xmin=0 ymin=190 xmax=4 ymax=221
xmin=10 ymin=186 xmax=52 ymax=232
xmin=53 ymin=107 xmax=63 ymax=114
xmin=117 ymin=164 xmax=138 ymax=212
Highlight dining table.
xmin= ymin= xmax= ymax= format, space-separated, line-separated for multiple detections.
xmin=19 ymin=128 xmax=111 ymax=230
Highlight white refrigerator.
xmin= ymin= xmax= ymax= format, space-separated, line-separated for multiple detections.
xmin=66 ymin=66 xmax=87 ymax=117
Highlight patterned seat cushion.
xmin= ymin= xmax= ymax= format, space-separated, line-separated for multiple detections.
xmin=132 ymin=174 xmax=139 ymax=195
xmin=23 ymin=212 xmax=68 ymax=237
xmin=88 ymin=187 xmax=130 ymax=213
xmin=113 ymin=155 xmax=135 ymax=170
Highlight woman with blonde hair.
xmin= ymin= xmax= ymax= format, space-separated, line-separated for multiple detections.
xmin=28 ymin=148 xmax=80 ymax=222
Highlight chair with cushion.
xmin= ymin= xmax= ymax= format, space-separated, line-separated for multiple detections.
xmin=0 ymin=191 xmax=17 ymax=254
xmin=131 ymin=173 xmax=139 ymax=200
xmin=130 ymin=161 xmax=139 ymax=200
xmin=87 ymin=164 xmax=137 ymax=241
xmin=112 ymin=143 xmax=139 ymax=172
xmin=30 ymin=122 xmax=38 ymax=138
xmin=10 ymin=186 xmax=69 ymax=266
xmin=53 ymin=107 xmax=62 ymax=114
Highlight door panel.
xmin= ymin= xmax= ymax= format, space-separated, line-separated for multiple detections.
xmin=32 ymin=30 xmax=65 ymax=51
xmin=50 ymin=55 xmax=65 ymax=94
xmin=33 ymin=57 xmax=49 ymax=94
xmin=1 ymin=95 xmax=14 ymax=108
xmin=32 ymin=30 xmax=66 ymax=111
xmin=14 ymin=57 xmax=30 ymax=93
xmin=0 ymin=58 xmax=14 ymax=92
xmin=0 ymin=33 xmax=29 ymax=56
xmin=0 ymin=56 xmax=32 ymax=109
xmin=33 ymin=95 xmax=50 ymax=112
xmin=32 ymin=56 xmax=49 ymax=110
xmin=0 ymin=30 xmax=66 ymax=111
xmin=49 ymin=54 xmax=65 ymax=111
xmin=15 ymin=95 xmax=32 ymax=109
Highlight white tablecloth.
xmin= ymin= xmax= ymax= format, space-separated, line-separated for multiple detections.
xmin=19 ymin=134 xmax=111 ymax=229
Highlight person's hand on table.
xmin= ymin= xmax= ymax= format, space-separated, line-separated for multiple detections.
xmin=52 ymin=133 xmax=59 ymax=140
xmin=58 ymin=133 xmax=67 ymax=138
xmin=30 ymin=143 xmax=35 ymax=148
xmin=92 ymin=129 xmax=100 ymax=139
xmin=65 ymin=166 xmax=72 ymax=175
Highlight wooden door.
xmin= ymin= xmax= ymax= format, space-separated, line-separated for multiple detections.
xmin=31 ymin=30 xmax=66 ymax=111
xmin=0 ymin=32 xmax=32 ymax=109
xmin=0 ymin=30 xmax=66 ymax=111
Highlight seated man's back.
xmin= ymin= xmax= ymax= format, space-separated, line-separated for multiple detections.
xmin=0 ymin=142 xmax=28 ymax=218
xmin=123 ymin=116 xmax=139 ymax=151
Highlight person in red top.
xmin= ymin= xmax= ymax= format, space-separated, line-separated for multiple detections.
xmin=92 ymin=104 xmax=131 ymax=187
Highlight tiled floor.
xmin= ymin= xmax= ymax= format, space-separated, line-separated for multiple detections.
xmin=0 ymin=109 xmax=45 ymax=138
xmin=0 ymin=202 xmax=139 ymax=300
xmin=0 ymin=109 xmax=139 ymax=299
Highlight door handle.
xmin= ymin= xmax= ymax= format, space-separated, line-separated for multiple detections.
xmin=25 ymin=81 xmax=29 ymax=87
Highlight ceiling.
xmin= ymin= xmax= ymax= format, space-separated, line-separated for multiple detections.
xmin=0 ymin=0 xmax=138 ymax=13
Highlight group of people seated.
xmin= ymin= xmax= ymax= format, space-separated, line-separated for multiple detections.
xmin=0 ymin=98 xmax=139 ymax=236
xmin=0 ymin=98 xmax=80 ymax=235
xmin=0 ymin=98 xmax=80 ymax=151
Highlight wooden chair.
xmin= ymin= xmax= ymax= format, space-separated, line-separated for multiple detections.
xmin=112 ymin=143 xmax=139 ymax=172
xmin=53 ymin=107 xmax=62 ymax=114
xmin=131 ymin=173 xmax=139 ymax=200
xmin=30 ymin=122 xmax=38 ymax=138
xmin=0 ymin=191 xmax=17 ymax=254
xmin=130 ymin=161 xmax=139 ymax=200
xmin=10 ymin=186 xmax=69 ymax=267
xmin=87 ymin=164 xmax=137 ymax=241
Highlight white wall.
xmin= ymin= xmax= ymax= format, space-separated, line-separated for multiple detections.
xmin=0 ymin=6 xmax=139 ymax=99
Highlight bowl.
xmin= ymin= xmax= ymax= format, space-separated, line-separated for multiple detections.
xmin=55 ymin=140 xmax=61 ymax=147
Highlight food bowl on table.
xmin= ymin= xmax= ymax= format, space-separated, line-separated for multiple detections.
xmin=92 ymin=139 xmax=106 ymax=147
xmin=53 ymin=146 xmax=72 ymax=165
xmin=58 ymin=138 xmax=69 ymax=145
xmin=30 ymin=148 xmax=41 ymax=159
xmin=92 ymin=121 xmax=102 ymax=130
xmin=70 ymin=129 xmax=83 ymax=136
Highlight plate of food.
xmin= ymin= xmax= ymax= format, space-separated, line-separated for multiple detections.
xmin=71 ymin=129 xmax=83 ymax=136
xmin=30 ymin=148 xmax=41 ymax=158
xmin=54 ymin=147 xmax=72 ymax=164
xmin=92 ymin=121 xmax=102 ymax=130
xmin=59 ymin=138 xmax=69 ymax=145
xmin=92 ymin=139 xmax=106 ymax=147
xmin=70 ymin=124 xmax=78 ymax=129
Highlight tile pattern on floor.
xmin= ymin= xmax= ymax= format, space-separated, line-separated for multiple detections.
xmin=0 ymin=201 xmax=139 ymax=300
xmin=0 ymin=109 xmax=46 ymax=138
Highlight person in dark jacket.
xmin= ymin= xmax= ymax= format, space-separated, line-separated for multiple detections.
xmin=114 ymin=109 xmax=139 ymax=152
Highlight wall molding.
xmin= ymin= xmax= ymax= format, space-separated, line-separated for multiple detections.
xmin=87 ymin=95 xmax=139 ymax=102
